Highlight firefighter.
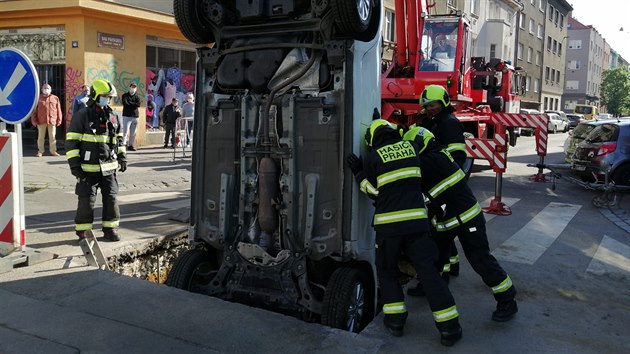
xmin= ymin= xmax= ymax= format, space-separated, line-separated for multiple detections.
xmin=65 ymin=79 xmax=127 ymax=241
xmin=346 ymin=119 xmax=462 ymax=346
xmin=402 ymin=125 xmax=518 ymax=322
xmin=419 ymin=84 xmax=465 ymax=278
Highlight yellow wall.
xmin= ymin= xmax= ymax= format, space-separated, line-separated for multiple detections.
xmin=1 ymin=1 xmax=187 ymax=145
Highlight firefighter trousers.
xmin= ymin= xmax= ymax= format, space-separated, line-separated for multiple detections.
xmin=74 ymin=174 xmax=120 ymax=232
xmin=377 ymin=232 xmax=458 ymax=326
xmin=434 ymin=217 xmax=516 ymax=302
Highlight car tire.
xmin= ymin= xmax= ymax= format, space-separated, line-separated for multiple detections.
xmin=322 ymin=267 xmax=369 ymax=333
xmin=331 ymin=0 xmax=375 ymax=38
xmin=174 ymin=0 xmax=216 ymax=45
xmin=612 ymin=165 xmax=630 ymax=186
xmin=552 ymin=125 xmax=557 ymax=134
xmin=166 ymin=248 xmax=217 ymax=293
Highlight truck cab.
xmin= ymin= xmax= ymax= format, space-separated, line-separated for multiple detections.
xmin=167 ymin=0 xmax=383 ymax=332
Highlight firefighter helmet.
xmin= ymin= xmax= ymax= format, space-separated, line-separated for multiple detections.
xmin=420 ymin=84 xmax=450 ymax=107
xmin=90 ymin=79 xmax=117 ymax=100
xmin=365 ymin=119 xmax=396 ymax=147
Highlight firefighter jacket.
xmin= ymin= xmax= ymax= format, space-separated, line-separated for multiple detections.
xmin=423 ymin=110 xmax=467 ymax=169
xmin=65 ymin=101 xmax=126 ymax=176
xmin=403 ymin=126 xmax=483 ymax=232
xmin=353 ymin=137 xmax=430 ymax=237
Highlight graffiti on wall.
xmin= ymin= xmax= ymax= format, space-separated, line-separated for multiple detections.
xmin=64 ymin=66 xmax=84 ymax=125
xmin=86 ymin=58 xmax=145 ymax=104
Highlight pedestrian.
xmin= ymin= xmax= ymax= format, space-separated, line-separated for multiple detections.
xmin=31 ymin=83 xmax=63 ymax=157
xmin=65 ymin=79 xmax=127 ymax=242
xmin=71 ymin=84 xmax=90 ymax=118
xmin=419 ymin=84 xmax=466 ymax=278
xmin=121 ymin=82 xmax=141 ymax=151
xmin=163 ymin=97 xmax=181 ymax=148
xmin=402 ymin=125 xmax=518 ymax=323
xmin=346 ymin=119 xmax=462 ymax=346
xmin=182 ymin=92 xmax=194 ymax=146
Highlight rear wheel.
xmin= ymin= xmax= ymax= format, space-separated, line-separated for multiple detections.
xmin=612 ymin=165 xmax=630 ymax=186
xmin=174 ymin=0 xmax=216 ymax=45
xmin=166 ymin=248 xmax=217 ymax=293
xmin=331 ymin=0 xmax=375 ymax=38
xmin=322 ymin=267 xmax=368 ymax=333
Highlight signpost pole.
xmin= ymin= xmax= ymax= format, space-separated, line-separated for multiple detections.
xmin=15 ymin=123 xmax=25 ymax=249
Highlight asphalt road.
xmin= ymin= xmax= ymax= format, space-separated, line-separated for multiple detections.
xmin=0 ymin=133 xmax=629 ymax=353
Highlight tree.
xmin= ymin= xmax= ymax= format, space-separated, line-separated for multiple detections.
xmin=600 ymin=67 xmax=630 ymax=116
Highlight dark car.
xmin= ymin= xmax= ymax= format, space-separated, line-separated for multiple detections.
xmin=565 ymin=113 xmax=584 ymax=129
xmin=563 ymin=120 xmax=607 ymax=163
xmin=571 ymin=120 xmax=630 ymax=184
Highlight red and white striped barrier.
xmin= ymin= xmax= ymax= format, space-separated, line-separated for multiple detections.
xmin=0 ymin=132 xmax=24 ymax=256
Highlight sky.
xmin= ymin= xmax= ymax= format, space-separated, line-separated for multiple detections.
xmin=567 ymin=0 xmax=630 ymax=61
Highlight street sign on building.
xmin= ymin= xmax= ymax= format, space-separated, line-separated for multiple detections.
xmin=0 ymin=47 xmax=39 ymax=124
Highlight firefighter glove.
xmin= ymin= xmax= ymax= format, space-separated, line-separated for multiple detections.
xmin=346 ymin=153 xmax=363 ymax=175
xmin=71 ymin=167 xmax=85 ymax=179
xmin=119 ymin=161 xmax=127 ymax=173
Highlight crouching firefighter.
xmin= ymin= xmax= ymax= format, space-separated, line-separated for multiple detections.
xmin=65 ymin=79 xmax=127 ymax=241
xmin=346 ymin=119 xmax=462 ymax=346
xmin=402 ymin=125 xmax=518 ymax=322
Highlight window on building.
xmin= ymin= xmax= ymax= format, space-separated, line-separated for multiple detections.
xmin=556 ymin=70 xmax=560 ymax=83
xmin=531 ymin=0 xmax=535 ymax=5
xmin=536 ymin=51 xmax=541 ymax=65
xmin=384 ymin=10 xmax=396 ymax=42
xmin=544 ymin=97 xmax=549 ymax=109
xmin=547 ymin=36 xmax=552 ymax=51
xmin=527 ymin=47 xmax=533 ymax=62
xmin=553 ymin=39 xmax=557 ymax=54
xmin=545 ymin=66 xmax=550 ymax=80
xmin=549 ymin=5 xmax=554 ymax=21
xmin=566 ymin=80 xmax=579 ymax=90
xmin=534 ymin=78 xmax=540 ymax=92
xmin=539 ymin=0 xmax=544 ymax=11
xmin=519 ymin=13 xmax=525 ymax=29
xmin=537 ymin=24 xmax=543 ymax=38
xmin=568 ymin=40 xmax=582 ymax=49
xmin=471 ymin=0 xmax=479 ymax=15
xmin=554 ymin=9 xmax=559 ymax=25
xmin=560 ymin=14 xmax=564 ymax=28
xmin=558 ymin=43 xmax=562 ymax=56
xmin=518 ymin=43 xmax=523 ymax=59
xmin=490 ymin=44 xmax=496 ymax=58
xmin=146 ymin=45 xmax=197 ymax=97
xmin=568 ymin=60 xmax=581 ymax=70
xmin=529 ymin=19 xmax=535 ymax=34
xmin=526 ymin=76 xmax=531 ymax=91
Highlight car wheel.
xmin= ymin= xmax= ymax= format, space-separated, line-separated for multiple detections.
xmin=612 ymin=165 xmax=630 ymax=186
xmin=322 ymin=267 xmax=368 ymax=333
xmin=174 ymin=0 xmax=216 ymax=45
xmin=166 ymin=249 xmax=217 ymax=293
xmin=331 ymin=0 xmax=375 ymax=37
xmin=552 ymin=125 xmax=557 ymax=134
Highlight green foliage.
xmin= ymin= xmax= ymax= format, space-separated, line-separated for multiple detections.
xmin=601 ymin=67 xmax=630 ymax=116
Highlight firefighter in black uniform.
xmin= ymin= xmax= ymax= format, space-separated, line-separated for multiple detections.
xmin=346 ymin=119 xmax=462 ymax=346
xmin=402 ymin=125 xmax=518 ymax=322
xmin=65 ymin=79 xmax=127 ymax=241
xmin=418 ymin=84 xmax=465 ymax=280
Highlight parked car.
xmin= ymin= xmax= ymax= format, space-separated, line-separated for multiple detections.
xmin=546 ymin=112 xmax=569 ymax=133
xmin=571 ymin=120 xmax=630 ymax=185
xmin=597 ymin=113 xmax=613 ymax=119
xmin=563 ymin=119 xmax=611 ymax=163
xmin=565 ymin=113 xmax=584 ymax=130
xmin=517 ymin=108 xmax=540 ymax=136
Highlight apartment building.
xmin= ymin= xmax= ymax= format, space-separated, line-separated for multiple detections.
xmin=540 ymin=0 xmax=572 ymax=111
xmin=562 ymin=16 xmax=606 ymax=112
xmin=515 ymin=0 xmax=547 ymax=110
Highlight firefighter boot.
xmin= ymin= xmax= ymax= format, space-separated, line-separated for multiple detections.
xmin=383 ymin=312 xmax=408 ymax=337
xmin=436 ymin=318 xmax=463 ymax=347
xmin=492 ymin=299 xmax=518 ymax=322
xmin=103 ymin=228 xmax=121 ymax=242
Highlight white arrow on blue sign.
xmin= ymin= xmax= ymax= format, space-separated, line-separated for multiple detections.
xmin=0 ymin=48 xmax=40 ymax=124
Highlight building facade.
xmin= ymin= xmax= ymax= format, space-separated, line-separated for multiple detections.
xmin=515 ymin=0 xmax=547 ymax=110
xmin=562 ymin=16 xmax=605 ymax=112
xmin=540 ymin=0 xmax=572 ymax=112
xmin=0 ymin=0 xmax=196 ymax=145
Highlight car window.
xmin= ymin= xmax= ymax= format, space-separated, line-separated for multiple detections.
xmin=573 ymin=123 xmax=597 ymax=139
xmin=585 ymin=123 xmax=619 ymax=143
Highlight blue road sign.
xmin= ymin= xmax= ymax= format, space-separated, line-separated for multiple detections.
xmin=0 ymin=48 xmax=40 ymax=124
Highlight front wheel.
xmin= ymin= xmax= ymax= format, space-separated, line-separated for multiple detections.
xmin=322 ymin=267 xmax=369 ymax=333
xmin=174 ymin=0 xmax=216 ymax=45
xmin=166 ymin=248 xmax=217 ymax=293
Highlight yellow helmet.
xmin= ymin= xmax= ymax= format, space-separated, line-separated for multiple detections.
xmin=364 ymin=119 xmax=396 ymax=147
xmin=420 ymin=84 xmax=450 ymax=107
xmin=90 ymin=79 xmax=117 ymax=99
